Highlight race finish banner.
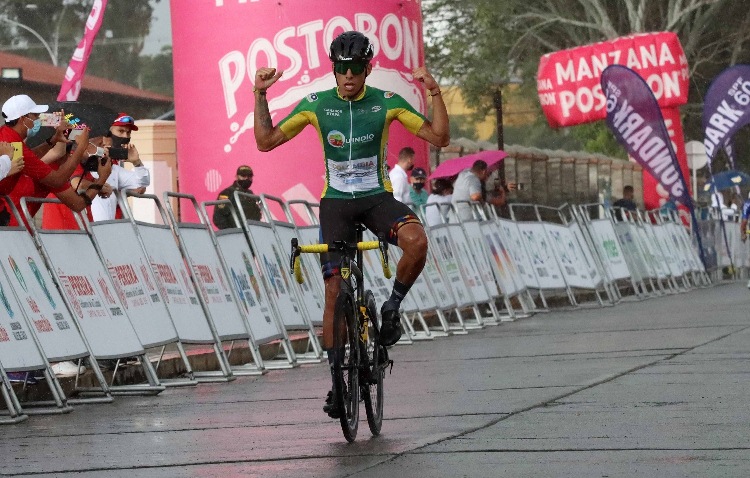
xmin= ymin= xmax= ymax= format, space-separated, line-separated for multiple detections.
xmin=537 ymin=32 xmax=689 ymax=209
xmin=600 ymin=65 xmax=705 ymax=266
xmin=171 ymin=1 xmax=429 ymax=222
xmin=702 ymin=65 xmax=750 ymax=168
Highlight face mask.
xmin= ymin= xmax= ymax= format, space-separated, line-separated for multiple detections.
xmin=110 ymin=135 xmax=130 ymax=148
xmin=25 ymin=117 xmax=41 ymax=137
xmin=237 ymin=179 xmax=252 ymax=189
xmin=413 ymin=182 xmax=425 ymax=191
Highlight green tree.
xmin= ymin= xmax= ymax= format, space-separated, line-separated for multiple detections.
xmin=0 ymin=0 xmax=157 ymax=86
xmin=423 ymin=0 xmax=750 ymax=165
xmin=139 ymin=45 xmax=173 ymax=96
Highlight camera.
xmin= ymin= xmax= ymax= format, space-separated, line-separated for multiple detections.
xmin=82 ymin=146 xmax=108 ymax=172
xmin=108 ymin=147 xmax=129 ymax=160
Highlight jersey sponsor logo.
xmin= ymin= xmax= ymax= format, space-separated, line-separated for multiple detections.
xmin=371 ymin=106 xmax=382 ymax=113
xmin=384 ymin=91 xmax=395 ymax=98
xmin=327 ymin=130 xmax=346 ymax=148
xmin=346 ymin=133 xmax=375 ymax=145
xmin=327 ymin=156 xmax=381 ymax=193
xmin=306 ymin=93 xmax=318 ymax=102
xmin=324 ymin=108 xmax=342 ymax=117
xmin=327 ymin=131 xmax=376 ymax=147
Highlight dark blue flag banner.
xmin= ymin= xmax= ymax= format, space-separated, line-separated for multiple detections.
xmin=703 ymin=65 xmax=750 ymax=166
xmin=601 ymin=65 xmax=692 ymax=207
xmin=601 ymin=65 xmax=705 ymax=266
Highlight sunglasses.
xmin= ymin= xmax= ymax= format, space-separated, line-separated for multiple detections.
xmin=115 ymin=116 xmax=134 ymax=123
xmin=333 ymin=61 xmax=368 ymax=75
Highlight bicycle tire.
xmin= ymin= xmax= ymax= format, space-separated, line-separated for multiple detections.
xmin=333 ymin=290 xmax=359 ymax=442
xmin=362 ymin=290 xmax=384 ymax=435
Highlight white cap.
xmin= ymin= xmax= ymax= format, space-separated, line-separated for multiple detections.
xmin=2 ymin=94 xmax=48 ymax=121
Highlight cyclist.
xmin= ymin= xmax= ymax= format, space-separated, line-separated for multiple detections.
xmin=254 ymin=31 xmax=449 ymax=417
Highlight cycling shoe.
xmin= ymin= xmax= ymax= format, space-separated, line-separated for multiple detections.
xmin=323 ymin=390 xmax=341 ymax=419
xmin=379 ymin=300 xmax=403 ymax=346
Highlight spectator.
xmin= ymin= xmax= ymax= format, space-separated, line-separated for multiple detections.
xmin=389 ymin=146 xmax=415 ymax=203
xmin=90 ymin=113 xmax=150 ymax=221
xmin=0 ymin=95 xmax=86 ymax=226
xmin=425 ymin=177 xmax=454 ymax=226
xmin=451 ymin=160 xmax=489 ymax=221
xmin=613 ymin=185 xmax=637 ymax=211
xmin=213 ymin=165 xmax=261 ymax=229
xmin=408 ymin=167 xmax=428 ymax=207
xmin=612 ymin=185 xmax=637 ymax=221
xmin=659 ymin=198 xmax=678 ymax=218
xmin=741 ymin=193 xmax=750 ymax=289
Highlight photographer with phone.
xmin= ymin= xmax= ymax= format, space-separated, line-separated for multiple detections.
xmin=0 ymin=94 xmax=100 ymax=226
xmin=6 ymin=127 xmax=112 ymax=231
xmin=87 ymin=113 xmax=149 ymax=221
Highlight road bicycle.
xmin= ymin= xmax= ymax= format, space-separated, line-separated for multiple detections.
xmin=290 ymin=225 xmax=393 ymax=442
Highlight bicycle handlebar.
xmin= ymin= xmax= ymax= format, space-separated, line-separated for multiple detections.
xmin=289 ymin=237 xmax=391 ymax=283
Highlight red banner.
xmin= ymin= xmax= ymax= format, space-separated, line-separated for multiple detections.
xmin=537 ymin=32 xmax=689 ymax=128
xmin=170 ymin=0 xmax=428 ymax=222
xmin=58 ymin=0 xmax=107 ymax=101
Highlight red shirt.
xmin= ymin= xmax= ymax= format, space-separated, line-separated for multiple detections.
xmin=0 ymin=126 xmax=67 ymax=195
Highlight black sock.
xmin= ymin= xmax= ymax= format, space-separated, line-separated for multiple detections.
xmin=388 ymin=279 xmax=411 ymax=306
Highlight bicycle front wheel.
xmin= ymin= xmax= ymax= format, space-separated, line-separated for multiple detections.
xmin=363 ymin=290 xmax=384 ymax=435
xmin=333 ymin=290 xmax=359 ymax=442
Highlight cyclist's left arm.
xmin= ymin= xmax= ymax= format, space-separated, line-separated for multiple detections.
xmin=413 ymin=66 xmax=450 ymax=148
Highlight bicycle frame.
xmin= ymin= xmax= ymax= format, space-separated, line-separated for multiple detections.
xmin=289 ymin=224 xmax=392 ymax=441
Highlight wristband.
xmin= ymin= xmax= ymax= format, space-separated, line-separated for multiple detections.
xmin=87 ymin=183 xmax=104 ymax=191
xmin=428 ymin=89 xmax=441 ymax=97
xmin=253 ymin=87 xmax=267 ymax=96
xmin=78 ymin=192 xmax=93 ymax=206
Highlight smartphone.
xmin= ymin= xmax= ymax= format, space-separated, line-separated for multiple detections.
xmin=109 ymin=147 xmax=129 ymax=160
xmin=10 ymin=142 xmax=23 ymax=161
xmin=516 ymin=183 xmax=525 ymax=191
xmin=68 ymin=129 xmax=83 ymax=140
xmin=39 ymin=112 xmax=62 ymax=127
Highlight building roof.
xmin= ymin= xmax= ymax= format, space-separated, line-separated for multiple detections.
xmin=0 ymin=50 xmax=172 ymax=103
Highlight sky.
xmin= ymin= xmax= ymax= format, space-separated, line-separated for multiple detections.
xmin=142 ymin=0 xmax=171 ymax=56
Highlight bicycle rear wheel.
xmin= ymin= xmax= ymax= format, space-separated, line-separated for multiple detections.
xmin=362 ymin=290 xmax=384 ymax=435
xmin=333 ymin=290 xmax=359 ymax=442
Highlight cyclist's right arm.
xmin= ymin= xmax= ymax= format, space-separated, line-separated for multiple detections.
xmin=254 ymin=67 xmax=291 ymax=152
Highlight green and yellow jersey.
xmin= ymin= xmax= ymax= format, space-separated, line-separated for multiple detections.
xmin=278 ymin=85 xmax=426 ymax=199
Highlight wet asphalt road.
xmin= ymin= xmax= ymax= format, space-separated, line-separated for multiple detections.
xmin=2 ymin=282 xmax=750 ymax=477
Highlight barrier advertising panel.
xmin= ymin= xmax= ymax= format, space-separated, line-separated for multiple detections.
xmin=516 ymin=223 xmax=566 ymax=290
xmin=91 ymin=222 xmax=179 ymax=348
xmin=177 ymin=226 xmax=249 ymax=340
xmin=428 ymin=225 xmax=474 ymax=307
xmin=0 ymin=266 xmax=46 ymax=371
xmin=497 ymin=219 xmax=540 ymax=290
xmin=0 ymin=230 xmax=88 ymax=361
xmin=246 ymin=223 xmax=308 ymax=329
xmin=135 ymin=223 xmax=214 ymax=343
xmin=37 ymin=232 xmax=144 ymax=359
xmin=479 ymin=222 xmax=525 ymax=296
xmin=215 ymin=231 xmax=284 ymax=343
xmin=589 ymin=219 xmax=631 ymax=280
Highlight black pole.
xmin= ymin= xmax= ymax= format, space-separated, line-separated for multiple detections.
xmin=493 ymin=87 xmax=505 ymax=183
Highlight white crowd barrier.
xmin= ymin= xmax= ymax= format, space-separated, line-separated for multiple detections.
xmin=2 ymin=191 xmax=715 ymax=425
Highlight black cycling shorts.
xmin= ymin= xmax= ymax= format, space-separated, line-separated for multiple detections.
xmin=319 ymin=192 xmax=422 ymax=279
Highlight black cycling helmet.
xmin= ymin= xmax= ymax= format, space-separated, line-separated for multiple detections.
xmin=329 ymin=31 xmax=374 ymax=62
